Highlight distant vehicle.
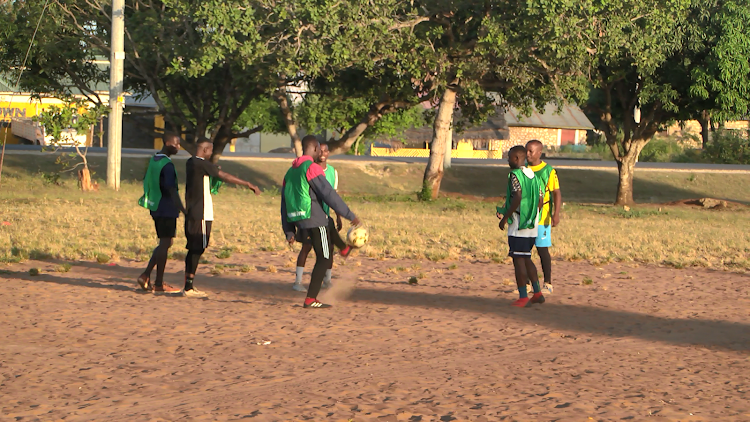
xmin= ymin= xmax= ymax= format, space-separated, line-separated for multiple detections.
xmin=11 ymin=118 xmax=87 ymax=147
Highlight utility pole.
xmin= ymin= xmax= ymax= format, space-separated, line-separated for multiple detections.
xmin=107 ymin=0 xmax=125 ymax=190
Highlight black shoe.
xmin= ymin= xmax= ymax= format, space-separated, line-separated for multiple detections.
xmin=303 ymin=299 xmax=332 ymax=309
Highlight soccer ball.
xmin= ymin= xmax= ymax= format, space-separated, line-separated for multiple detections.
xmin=346 ymin=225 xmax=369 ymax=248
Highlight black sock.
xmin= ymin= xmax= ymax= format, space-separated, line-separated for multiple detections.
xmin=185 ymin=277 xmax=194 ymax=291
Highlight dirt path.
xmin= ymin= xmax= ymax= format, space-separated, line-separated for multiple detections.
xmin=1 ymin=253 xmax=749 ymax=421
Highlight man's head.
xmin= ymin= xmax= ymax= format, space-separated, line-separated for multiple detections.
xmin=162 ymin=133 xmax=181 ymax=156
xmin=302 ymin=135 xmax=320 ymax=161
xmin=508 ymin=145 xmax=527 ymax=169
xmin=317 ymin=143 xmax=330 ymax=165
xmin=195 ymin=138 xmax=213 ymax=160
xmin=525 ymin=139 xmax=543 ymax=166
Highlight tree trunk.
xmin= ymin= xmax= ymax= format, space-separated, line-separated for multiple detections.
xmin=78 ymin=166 xmax=95 ymax=191
xmin=210 ymin=133 xmax=232 ymax=163
xmin=327 ymin=100 xmax=410 ymax=155
xmin=421 ymin=85 xmax=458 ymax=200
xmin=98 ymin=117 xmax=104 ymax=148
xmin=698 ymin=110 xmax=710 ymax=149
xmin=274 ymin=87 xmax=302 ymax=157
xmin=613 ymin=140 xmax=646 ymax=205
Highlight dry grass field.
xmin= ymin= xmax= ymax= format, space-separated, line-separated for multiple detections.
xmin=0 ymin=154 xmax=749 ymax=271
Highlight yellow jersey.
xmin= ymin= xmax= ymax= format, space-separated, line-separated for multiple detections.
xmin=529 ymin=161 xmax=559 ymax=226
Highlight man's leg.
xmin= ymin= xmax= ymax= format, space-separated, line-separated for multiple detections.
xmin=294 ymin=242 xmax=313 ymax=291
xmin=153 ymin=237 xmax=173 ymax=285
xmin=537 ymin=247 xmax=552 ymax=284
xmin=329 ymin=217 xmax=347 ymax=251
xmin=304 ymin=225 xmax=333 ymax=308
xmin=509 ymin=236 xmax=544 ymax=306
xmin=139 ymin=217 xmax=175 ymax=291
xmin=185 ymin=248 xmax=204 ymax=284
xmin=512 ymin=256 xmax=529 ymax=299
xmin=183 ymin=219 xmax=210 ymax=298
xmin=323 ymin=217 xmax=345 ymax=287
xmin=535 ymin=225 xmax=553 ymax=293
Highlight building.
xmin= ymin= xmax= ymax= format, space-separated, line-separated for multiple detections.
xmin=504 ymin=103 xmax=593 ymax=148
xmin=1 ymin=62 xmax=160 ymax=148
xmin=369 ymin=103 xmax=593 ymax=158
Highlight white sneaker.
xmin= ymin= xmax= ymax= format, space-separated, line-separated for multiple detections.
xmin=183 ymin=288 xmax=208 ymax=298
xmin=543 ymin=284 xmax=554 ymax=294
xmin=292 ymin=282 xmax=307 ymax=292
xmin=322 ymin=280 xmax=333 ymax=289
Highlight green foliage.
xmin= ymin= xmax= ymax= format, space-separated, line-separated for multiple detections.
xmin=639 ymin=139 xmax=690 ymax=163
xmin=235 ymin=97 xmax=286 ymax=135
xmin=702 ymin=130 xmax=750 ymax=164
xmin=33 ymin=97 xmax=108 ymax=145
xmin=96 ymin=253 xmax=110 ymax=264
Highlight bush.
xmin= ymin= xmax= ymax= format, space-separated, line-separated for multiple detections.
xmin=639 ymin=138 xmax=687 ymax=162
xmin=702 ymin=130 xmax=750 ymax=164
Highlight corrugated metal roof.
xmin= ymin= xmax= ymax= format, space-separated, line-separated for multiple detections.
xmin=504 ymin=103 xmax=594 ymax=130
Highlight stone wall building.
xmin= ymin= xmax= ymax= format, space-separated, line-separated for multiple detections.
xmin=503 ymin=104 xmax=593 ymax=150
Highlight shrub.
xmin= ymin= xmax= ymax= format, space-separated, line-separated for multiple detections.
xmin=639 ymin=139 xmax=687 ymax=162
xmin=702 ymin=130 xmax=750 ymax=164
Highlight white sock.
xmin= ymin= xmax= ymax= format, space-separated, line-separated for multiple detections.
xmin=295 ymin=267 xmax=304 ymax=284
xmin=324 ymin=269 xmax=332 ymax=283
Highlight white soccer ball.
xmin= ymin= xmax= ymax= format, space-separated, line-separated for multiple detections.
xmin=346 ymin=225 xmax=369 ymax=248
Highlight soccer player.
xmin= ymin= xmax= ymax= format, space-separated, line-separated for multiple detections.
xmin=137 ymin=133 xmax=186 ymax=293
xmin=281 ymin=135 xmax=361 ymax=309
xmin=183 ymin=138 xmax=262 ymax=298
xmin=525 ymin=139 xmax=561 ymax=294
xmin=292 ymin=143 xmax=350 ymax=292
xmin=497 ymin=145 xmax=545 ymax=307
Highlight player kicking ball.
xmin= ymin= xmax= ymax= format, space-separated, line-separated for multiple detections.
xmin=183 ymin=138 xmax=262 ymax=298
xmin=497 ymin=146 xmax=545 ymax=307
xmin=292 ymin=143 xmax=349 ymax=292
xmin=281 ymin=136 xmax=361 ymax=309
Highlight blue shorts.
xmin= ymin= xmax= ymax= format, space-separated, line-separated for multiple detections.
xmin=535 ymin=225 xmax=552 ymax=248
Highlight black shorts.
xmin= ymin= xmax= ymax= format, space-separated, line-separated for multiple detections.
xmin=508 ymin=236 xmax=535 ymax=258
xmin=295 ymin=227 xmax=312 ymax=244
xmin=185 ymin=219 xmax=212 ymax=250
xmin=153 ymin=217 xmax=177 ymax=239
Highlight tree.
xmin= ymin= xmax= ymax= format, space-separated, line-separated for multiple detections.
xmin=34 ymin=97 xmax=109 ymax=191
xmin=268 ymin=0 xmax=437 ymax=157
xmin=1 ymin=0 xmax=283 ymax=162
xmin=675 ymin=1 xmax=750 ymax=148
xmin=294 ymin=79 xmax=428 ymax=154
xmin=415 ymin=0 xmax=593 ymax=199
xmin=583 ymin=0 xmax=750 ymax=204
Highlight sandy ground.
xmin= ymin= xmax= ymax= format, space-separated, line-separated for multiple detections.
xmin=1 ymin=252 xmax=749 ymax=421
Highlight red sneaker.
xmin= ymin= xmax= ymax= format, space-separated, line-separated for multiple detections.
xmin=512 ymin=297 xmax=530 ymax=307
xmin=530 ymin=292 xmax=545 ymax=304
xmin=340 ymin=245 xmax=353 ymax=258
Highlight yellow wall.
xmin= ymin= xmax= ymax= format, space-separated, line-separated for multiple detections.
xmin=370 ymin=147 xmax=502 ymax=159
xmin=0 ymin=127 xmax=22 ymax=144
